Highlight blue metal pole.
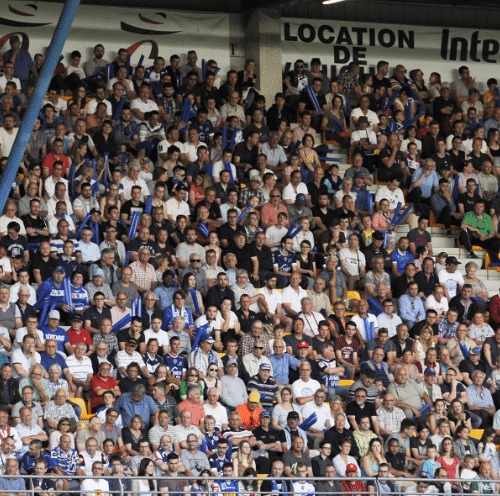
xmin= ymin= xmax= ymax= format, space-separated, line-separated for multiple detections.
xmin=0 ymin=0 xmax=81 ymax=215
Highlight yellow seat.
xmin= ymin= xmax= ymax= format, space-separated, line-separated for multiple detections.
xmin=69 ymin=397 xmax=94 ymax=421
xmin=470 ymin=429 xmax=484 ymax=440
xmin=257 ymin=474 xmax=269 ymax=478
xmin=218 ymin=352 xmax=227 ymax=358
xmin=339 ymin=379 xmax=355 ymax=387
xmin=347 ymin=291 xmax=361 ymax=300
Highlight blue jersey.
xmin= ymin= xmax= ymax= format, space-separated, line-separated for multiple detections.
xmin=390 ymin=249 xmax=414 ymax=274
xmin=214 ymin=480 xmax=240 ymax=494
xmin=274 ymin=250 xmax=295 ymax=273
xmin=144 ymin=66 xmax=167 ymax=96
xmin=189 ymin=118 xmax=214 ymax=145
xmin=40 ymin=351 xmax=68 ymax=374
xmin=71 ymin=285 xmax=89 ymax=312
xmin=208 ymin=454 xmax=230 ymax=476
xmin=42 ymin=325 xmax=70 ymax=353
xmin=21 ymin=450 xmax=57 ymax=475
xmin=34 ymin=278 xmax=65 ymax=310
xmin=164 ymin=353 xmax=186 ymax=380
xmin=315 ymin=357 xmax=340 ymax=388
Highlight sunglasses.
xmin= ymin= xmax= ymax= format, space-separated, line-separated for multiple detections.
xmin=254 ymin=346 xmax=264 ymax=350
xmin=189 ymin=374 xmax=199 ymax=377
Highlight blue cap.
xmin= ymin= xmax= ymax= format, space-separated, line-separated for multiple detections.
xmin=54 ymin=266 xmax=66 ymax=274
xmin=469 ymin=346 xmax=481 ymax=355
xmin=424 ymin=367 xmax=436 ymax=375
xmin=259 ymin=410 xmax=271 ymax=418
xmin=296 ymin=193 xmax=307 ymax=206
xmin=259 ymin=363 xmax=271 ymax=370
xmin=93 ymin=268 xmax=105 ymax=277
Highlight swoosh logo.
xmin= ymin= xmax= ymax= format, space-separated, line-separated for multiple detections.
xmin=138 ymin=13 xmax=162 ymax=25
xmin=9 ymin=5 xmax=35 ymax=16
xmin=120 ymin=21 xmax=181 ymax=36
xmin=126 ymin=39 xmax=160 ymax=60
xmin=0 ymin=17 xmax=50 ymax=27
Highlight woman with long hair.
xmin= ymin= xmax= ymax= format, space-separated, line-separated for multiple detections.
xmin=132 ymin=458 xmax=157 ymax=496
xmin=179 ymin=367 xmax=203 ymax=401
xmin=448 ymin=399 xmax=473 ymax=435
xmin=428 ymin=72 xmax=442 ymax=100
xmin=413 ymin=325 xmax=436 ymax=362
xmin=67 ymin=84 xmax=89 ymax=117
xmin=122 ymin=415 xmax=147 ymax=457
xmin=294 ymin=238 xmax=316 ymax=290
xmin=99 ymin=181 xmax=121 ymax=221
xmin=428 ymin=399 xmax=448 ymax=435
xmin=360 ymin=437 xmax=387 ymax=477
xmin=298 ymin=134 xmax=322 ymax=182
xmin=372 ymin=198 xmax=397 ymax=249
xmin=214 ymin=297 xmax=242 ymax=347
xmin=237 ymin=58 xmax=257 ymax=88
xmin=321 ymin=93 xmax=351 ymax=148
xmin=272 ymin=386 xmax=296 ymax=430
xmin=453 ymin=424 xmax=478 ymax=467
xmin=181 ymin=272 xmax=204 ymax=320
xmin=394 ymin=349 xmax=420 ymax=382
xmin=437 ymin=436 xmax=460 ymax=479
xmin=189 ymin=171 xmax=210 ymax=208
xmin=233 ymin=440 xmax=256 ymax=476
xmin=69 ymin=140 xmax=89 ymax=176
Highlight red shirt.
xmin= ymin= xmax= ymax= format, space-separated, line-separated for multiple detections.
xmin=178 ymin=400 xmax=206 ymax=426
xmin=67 ymin=328 xmax=93 ymax=348
xmin=42 ymin=152 xmax=70 ymax=176
xmin=89 ymin=374 xmax=118 ymax=409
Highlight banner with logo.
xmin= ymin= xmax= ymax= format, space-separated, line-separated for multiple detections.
xmin=0 ymin=2 xmax=230 ymax=72
xmin=282 ymin=18 xmax=500 ymax=90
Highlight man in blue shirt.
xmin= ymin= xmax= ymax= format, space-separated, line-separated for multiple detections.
xmin=41 ymin=310 xmax=71 ymax=357
xmin=189 ymin=108 xmax=214 ymax=146
xmin=398 ymin=282 xmax=426 ymax=331
xmin=114 ymin=383 xmax=157 ymax=428
xmin=391 ymin=237 xmax=414 ymax=278
xmin=406 ymin=158 xmax=439 ymax=215
xmin=3 ymin=35 xmax=37 ymax=90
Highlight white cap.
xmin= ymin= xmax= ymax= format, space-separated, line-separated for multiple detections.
xmin=48 ymin=310 xmax=60 ymax=320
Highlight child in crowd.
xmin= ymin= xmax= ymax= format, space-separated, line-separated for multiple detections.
xmin=435 ymin=252 xmax=448 ymax=273
xmin=460 ymin=454 xmax=478 ymax=492
xmin=374 ymin=378 xmax=385 ymax=399
xmin=477 ymin=427 xmax=497 ymax=463
xmin=414 ymin=246 xmax=426 ymax=271
xmin=421 ymin=444 xmax=441 ymax=478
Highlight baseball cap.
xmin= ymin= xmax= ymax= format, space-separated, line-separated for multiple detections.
xmin=127 ymin=338 xmax=138 ymax=345
xmin=469 ymin=346 xmax=481 ymax=355
xmin=287 ymin=411 xmax=300 ymax=420
xmin=176 ymin=183 xmax=188 ymax=192
xmin=48 ymin=310 xmax=60 ymax=320
xmin=93 ymin=268 xmax=105 ymax=277
xmin=70 ymin=315 xmax=83 ymax=322
xmin=249 ymin=391 xmax=260 ymax=403
xmin=259 ymin=363 xmax=272 ymax=370
xmin=441 ymin=82 xmax=451 ymax=90
xmin=445 ymin=256 xmax=461 ymax=265
xmin=424 ymin=367 xmax=436 ymax=376
xmin=296 ymin=193 xmax=307 ymax=206
xmin=226 ymin=358 xmax=238 ymax=367
xmin=250 ymin=175 xmax=262 ymax=184
xmin=54 ymin=266 xmax=66 ymax=274
xmin=200 ymin=333 xmax=215 ymax=343
xmin=297 ymin=341 xmax=310 ymax=348
xmin=259 ymin=410 xmax=271 ymax=418
xmin=345 ymin=463 xmax=358 ymax=473
xmin=9 ymin=35 xmax=20 ymax=44
xmin=354 ymin=171 xmax=365 ymax=178
xmin=372 ymin=231 xmax=384 ymax=241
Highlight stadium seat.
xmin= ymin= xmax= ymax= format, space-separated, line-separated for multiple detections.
xmin=69 ymin=397 xmax=94 ymax=421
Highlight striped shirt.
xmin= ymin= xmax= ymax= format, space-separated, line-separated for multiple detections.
xmin=65 ymin=355 xmax=93 ymax=381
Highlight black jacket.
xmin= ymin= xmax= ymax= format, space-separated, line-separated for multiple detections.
xmin=0 ymin=378 xmax=21 ymax=406
xmin=449 ymin=295 xmax=480 ymax=323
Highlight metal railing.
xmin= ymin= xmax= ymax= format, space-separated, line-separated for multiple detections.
xmin=0 ymin=475 xmax=476 ymax=496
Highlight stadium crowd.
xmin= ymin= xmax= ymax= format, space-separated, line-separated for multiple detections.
xmin=2 ymin=33 xmax=500 ymax=495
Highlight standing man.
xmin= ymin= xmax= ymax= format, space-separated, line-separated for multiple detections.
xmin=3 ymin=35 xmax=37 ymax=91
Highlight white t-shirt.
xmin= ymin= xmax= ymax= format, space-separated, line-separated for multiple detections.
xmin=424 ymin=294 xmax=449 ymax=317
xmin=213 ymin=161 xmax=237 ymax=181
xmin=282 ymin=182 xmax=308 ymax=203
xmin=374 ymin=185 xmax=405 ymax=210
xmin=120 ymin=176 xmax=149 ymax=202
xmin=81 ymin=477 xmax=109 ymax=496
xmin=11 ymin=349 xmax=41 ymax=378
xmin=12 ymin=327 xmax=44 ymax=354
xmin=166 ymin=198 xmax=190 ymax=221
xmin=203 ymin=402 xmax=228 ymax=431
xmin=0 ymin=257 xmax=11 ymax=274
xmin=334 ymin=189 xmax=357 ymax=204
xmin=339 ymin=248 xmax=366 ymax=277
xmin=0 ymin=215 xmax=25 ymax=235
xmin=292 ymin=481 xmax=315 ymax=496
xmin=48 ymin=214 xmax=76 ymax=236
xmin=438 ymin=269 xmax=464 ymax=299
xmin=257 ymin=287 xmax=282 ymax=314
xmin=0 ymin=127 xmax=18 ymax=157
xmin=42 ymin=98 xmax=67 ymax=117
xmin=292 ymin=378 xmax=321 ymax=415
xmin=143 ymin=329 xmax=169 ymax=349
xmin=130 ymin=97 xmax=159 ymax=124
xmin=0 ymin=75 xmax=21 ymax=93
xmin=87 ymin=98 xmax=112 ymax=116
xmin=9 ymin=282 xmax=36 ymax=305
xmin=265 ymin=225 xmax=287 ymax=251
xmin=350 ymin=108 xmax=380 ymax=132
xmin=301 ymin=402 xmax=331 ymax=430
xmin=351 ymin=314 xmax=379 ymax=341
xmin=65 ymin=355 xmax=93 ymax=381
xmin=281 ymin=286 xmax=307 ymax=315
